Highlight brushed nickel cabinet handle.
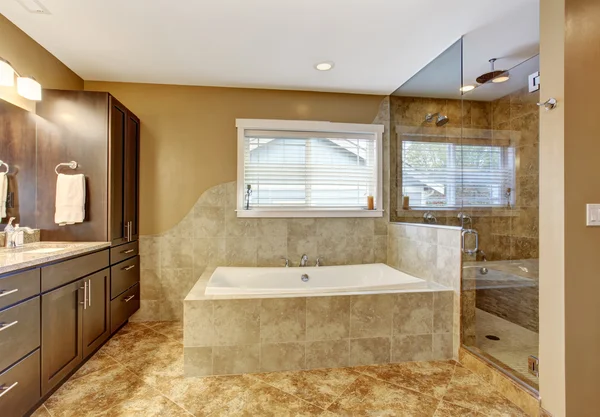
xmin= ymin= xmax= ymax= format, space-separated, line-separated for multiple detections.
xmin=123 ymin=265 xmax=136 ymax=271
xmin=122 ymin=249 xmax=134 ymax=254
xmin=124 ymin=222 xmax=130 ymax=242
xmin=80 ymin=282 xmax=87 ymax=310
xmin=88 ymin=279 xmax=92 ymax=307
xmin=0 ymin=321 xmax=18 ymax=332
xmin=0 ymin=382 xmax=18 ymax=398
xmin=124 ymin=295 xmax=135 ymax=303
xmin=0 ymin=289 xmax=18 ymax=298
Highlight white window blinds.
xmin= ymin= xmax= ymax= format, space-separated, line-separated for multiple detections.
xmin=402 ymin=140 xmax=515 ymax=208
xmin=243 ymin=129 xmax=378 ymax=210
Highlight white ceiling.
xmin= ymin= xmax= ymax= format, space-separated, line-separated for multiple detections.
xmin=1 ymin=0 xmax=539 ymax=95
xmin=394 ymin=2 xmax=540 ymax=101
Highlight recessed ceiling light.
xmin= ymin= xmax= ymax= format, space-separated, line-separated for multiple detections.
xmin=315 ymin=62 xmax=334 ymax=71
xmin=460 ymin=85 xmax=475 ymax=92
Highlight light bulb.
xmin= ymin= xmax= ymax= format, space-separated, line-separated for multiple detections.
xmin=17 ymin=76 xmax=42 ymax=101
xmin=0 ymin=59 xmax=15 ymax=87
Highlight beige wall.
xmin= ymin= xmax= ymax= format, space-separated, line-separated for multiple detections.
xmin=563 ymin=0 xmax=600 ymax=415
xmin=84 ymin=81 xmax=383 ymax=235
xmin=0 ymin=14 xmax=83 ymax=111
xmin=538 ymin=0 xmax=564 ymax=416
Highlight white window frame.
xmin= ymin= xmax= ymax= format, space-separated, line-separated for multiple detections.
xmin=236 ymin=119 xmax=384 ymax=218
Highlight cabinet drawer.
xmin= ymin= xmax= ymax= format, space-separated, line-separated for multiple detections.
xmin=0 ymin=350 xmax=40 ymax=417
xmin=42 ymin=249 xmax=110 ymax=292
xmin=0 ymin=297 xmax=40 ymax=373
xmin=0 ymin=268 xmax=40 ymax=311
xmin=111 ymin=256 xmax=139 ymax=299
xmin=111 ymin=283 xmax=139 ymax=333
xmin=110 ymin=241 xmax=139 ymax=265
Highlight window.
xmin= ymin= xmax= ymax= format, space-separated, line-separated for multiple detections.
xmin=401 ymin=139 xmax=515 ymax=208
xmin=236 ymin=119 xmax=384 ymax=217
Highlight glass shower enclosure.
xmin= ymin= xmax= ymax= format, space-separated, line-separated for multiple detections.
xmin=390 ymin=37 xmax=540 ymax=393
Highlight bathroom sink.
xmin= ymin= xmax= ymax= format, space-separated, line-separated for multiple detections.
xmin=23 ymin=247 xmax=65 ymax=254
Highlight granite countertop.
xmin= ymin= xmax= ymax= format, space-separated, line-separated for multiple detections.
xmin=0 ymin=241 xmax=111 ymax=275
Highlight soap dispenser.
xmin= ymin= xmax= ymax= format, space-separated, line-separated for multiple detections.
xmin=4 ymin=217 xmax=15 ymax=248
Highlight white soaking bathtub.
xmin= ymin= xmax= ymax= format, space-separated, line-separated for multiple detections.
xmin=204 ymin=263 xmax=444 ymax=297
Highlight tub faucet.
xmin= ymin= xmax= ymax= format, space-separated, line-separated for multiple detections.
xmin=299 ymin=254 xmax=308 ymax=267
xmin=315 ymin=257 xmax=323 ymax=267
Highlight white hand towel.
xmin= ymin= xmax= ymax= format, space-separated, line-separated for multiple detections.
xmin=55 ymin=173 xmax=86 ymax=225
xmin=0 ymin=172 xmax=7 ymax=219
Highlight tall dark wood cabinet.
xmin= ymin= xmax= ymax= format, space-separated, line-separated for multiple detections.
xmin=109 ymin=98 xmax=140 ymax=246
xmin=35 ymin=90 xmax=141 ymax=246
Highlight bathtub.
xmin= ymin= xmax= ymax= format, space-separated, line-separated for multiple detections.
xmin=204 ymin=263 xmax=443 ymax=296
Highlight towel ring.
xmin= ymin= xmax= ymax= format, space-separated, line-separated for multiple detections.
xmin=55 ymin=161 xmax=78 ymax=175
xmin=0 ymin=160 xmax=8 ymax=174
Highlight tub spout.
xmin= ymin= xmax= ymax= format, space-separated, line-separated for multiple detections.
xmin=299 ymin=254 xmax=309 ymax=267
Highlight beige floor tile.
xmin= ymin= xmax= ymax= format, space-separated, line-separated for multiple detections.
xmin=253 ymin=367 xmax=359 ymax=409
xmin=121 ymin=340 xmax=184 ymax=386
xmin=326 ymin=374 xmax=440 ymax=416
xmin=443 ymin=367 xmax=528 ymax=416
xmin=148 ymin=321 xmax=184 ymax=342
xmin=100 ymin=326 xmax=173 ymax=363
xmin=212 ymin=380 xmax=324 ymax=416
xmin=39 ymin=321 xmax=530 ymax=417
xmin=433 ymin=401 xmax=484 ymax=416
xmin=70 ymin=350 xmax=120 ymax=380
xmin=155 ymin=374 xmax=257 ymax=416
xmin=98 ymin=384 xmax=192 ymax=416
xmin=354 ymin=361 xmax=456 ymax=399
xmin=44 ymin=364 xmax=151 ymax=417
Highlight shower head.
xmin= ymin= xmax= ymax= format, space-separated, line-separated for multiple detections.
xmin=425 ymin=113 xmax=450 ymax=127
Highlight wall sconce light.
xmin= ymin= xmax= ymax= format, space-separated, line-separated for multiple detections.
xmin=0 ymin=57 xmax=42 ymax=101
xmin=0 ymin=59 xmax=15 ymax=86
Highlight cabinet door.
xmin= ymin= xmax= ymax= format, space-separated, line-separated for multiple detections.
xmin=82 ymin=268 xmax=110 ymax=358
xmin=124 ymin=112 xmax=140 ymax=242
xmin=109 ymin=97 xmax=128 ymax=245
xmin=41 ymin=279 xmax=84 ymax=395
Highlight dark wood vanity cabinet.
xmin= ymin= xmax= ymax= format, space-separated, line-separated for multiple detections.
xmin=40 ymin=249 xmax=111 ymax=395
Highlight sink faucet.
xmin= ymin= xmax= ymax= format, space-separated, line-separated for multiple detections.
xmin=299 ymin=254 xmax=308 ymax=267
xmin=4 ymin=218 xmax=35 ymax=248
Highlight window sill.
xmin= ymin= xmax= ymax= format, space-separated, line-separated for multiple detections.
xmin=236 ymin=209 xmax=384 ymax=218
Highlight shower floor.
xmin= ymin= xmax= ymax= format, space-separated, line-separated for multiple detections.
xmin=474 ymin=309 xmax=539 ymax=387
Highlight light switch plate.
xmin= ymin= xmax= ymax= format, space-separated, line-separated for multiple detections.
xmin=586 ymin=204 xmax=600 ymax=226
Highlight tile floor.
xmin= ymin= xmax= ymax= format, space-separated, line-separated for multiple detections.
xmin=32 ymin=321 xmax=528 ymax=417
xmin=475 ymin=309 xmax=539 ymax=387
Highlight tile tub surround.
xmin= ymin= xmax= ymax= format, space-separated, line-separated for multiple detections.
xmin=31 ymin=320 xmax=530 ymax=417
xmin=183 ymin=269 xmax=455 ymax=376
xmin=135 ymin=182 xmax=389 ymax=321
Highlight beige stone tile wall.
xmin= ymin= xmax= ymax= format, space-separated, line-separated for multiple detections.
xmin=184 ymin=280 xmax=454 ymax=376
xmin=386 ymin=222 xmax=462 ymax=358
xmin=133 ymin=98 xmax=391 ymax=322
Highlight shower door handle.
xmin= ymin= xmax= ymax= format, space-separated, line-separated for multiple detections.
xmin=461 ymin=229 xmax=479 ymax=255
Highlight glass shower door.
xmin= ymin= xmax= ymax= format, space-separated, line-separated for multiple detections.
xmin=460 ymin=55 xmax=540 ymax=391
